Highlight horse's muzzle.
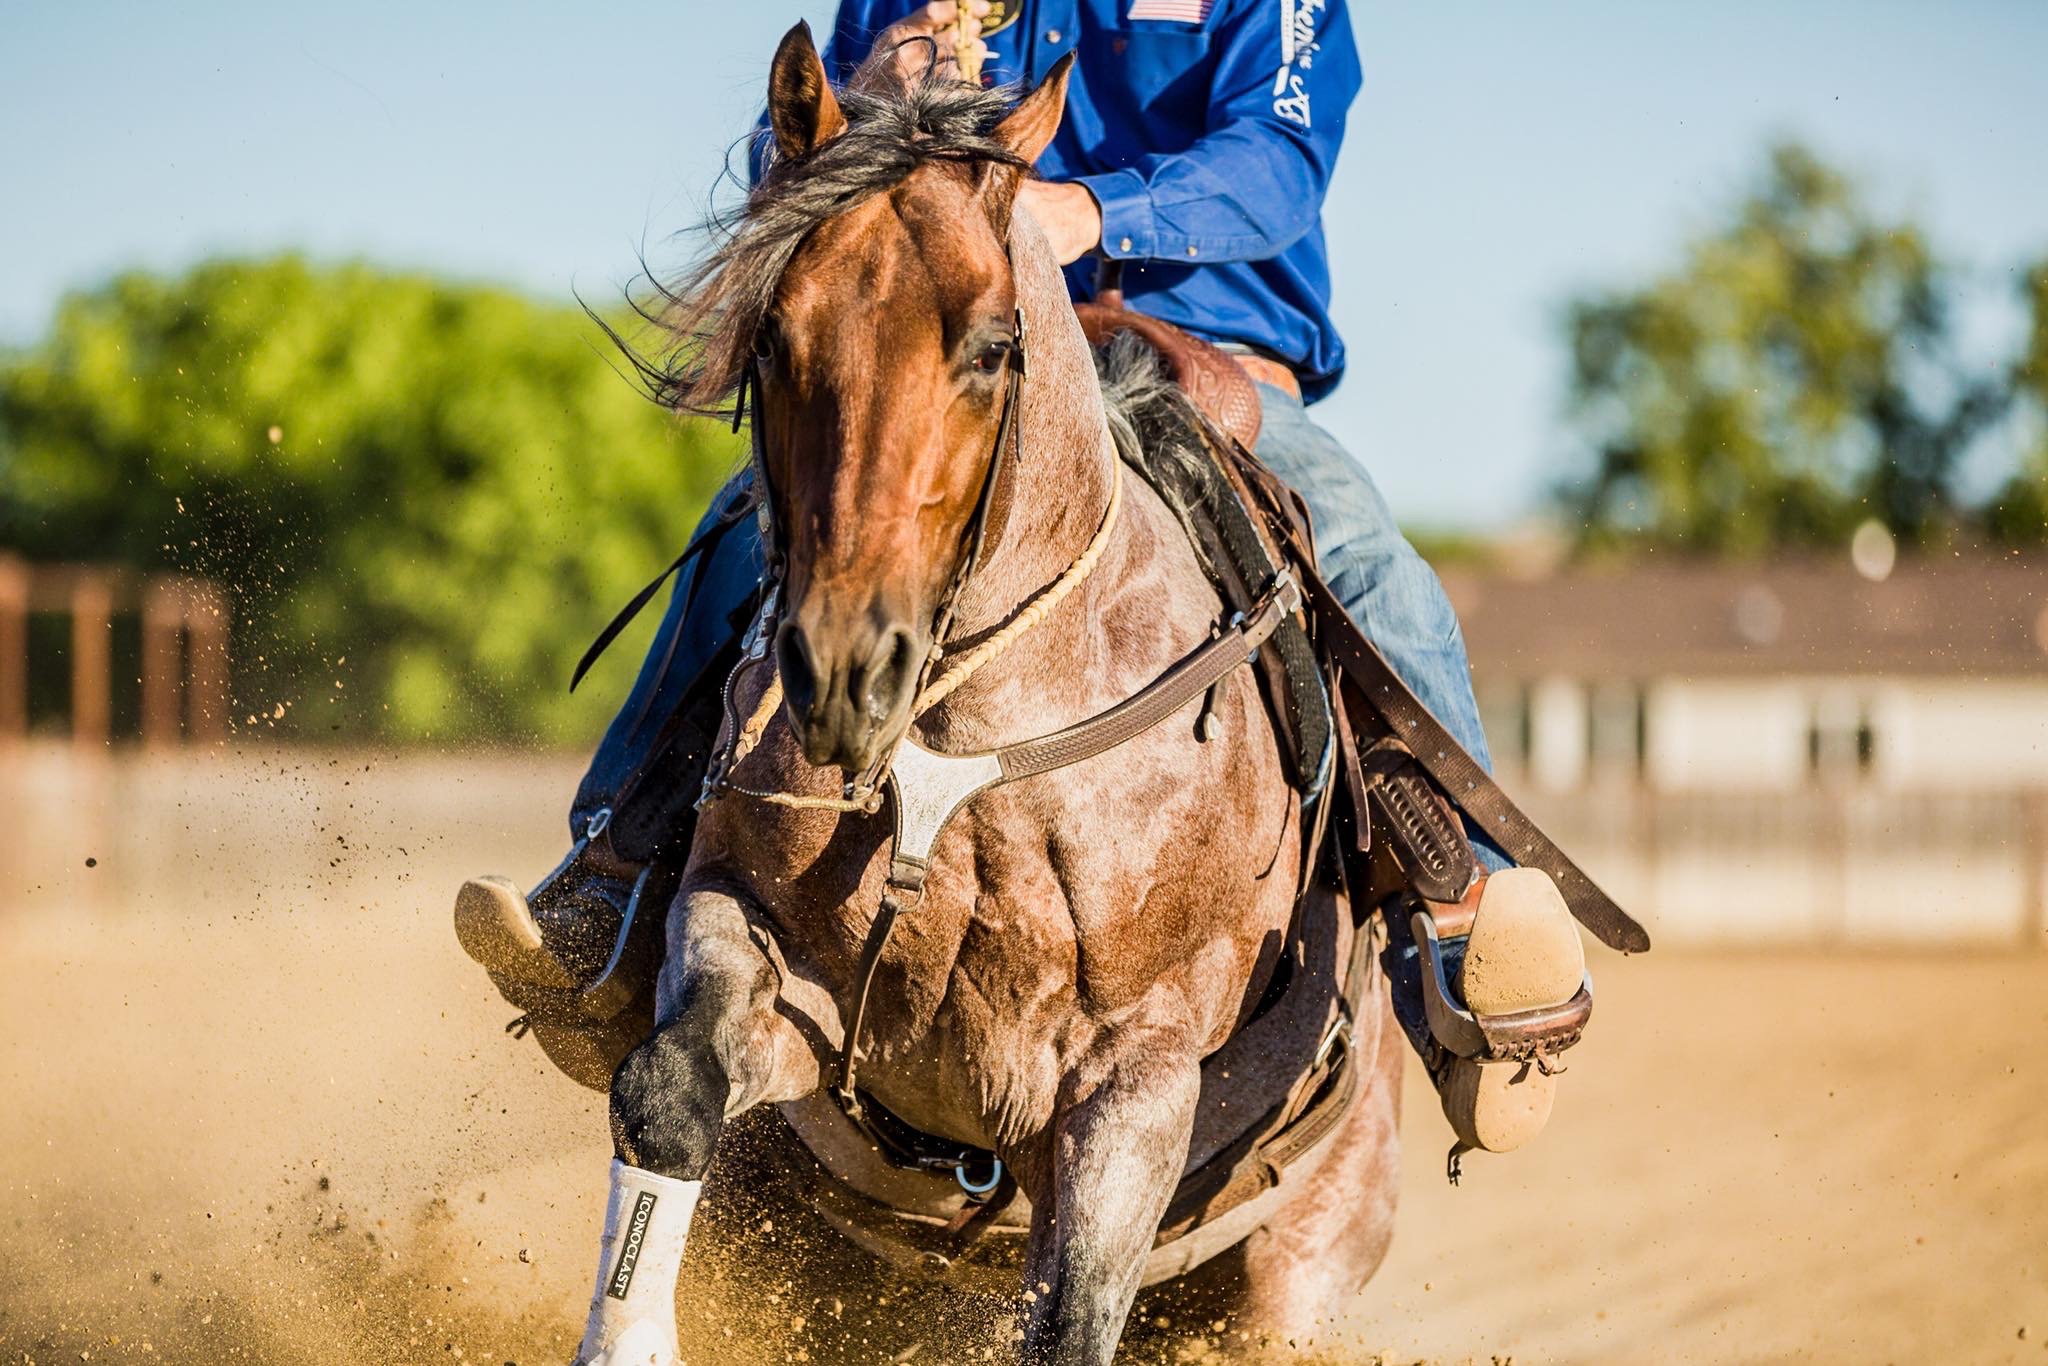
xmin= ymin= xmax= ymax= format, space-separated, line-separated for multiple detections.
xmin=776 ymin=614 xmax=922 ymax=772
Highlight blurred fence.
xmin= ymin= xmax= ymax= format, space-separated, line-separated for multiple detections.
xmin=0 ymin=557 xmax=228 ymax=747
xmin=1521 ymin=784 xmax=2048 ymax=946
xmin=0 ymin=744 xmax=580 ymax=922
xmin=1 ymin=744 xmax=2043 ymax=946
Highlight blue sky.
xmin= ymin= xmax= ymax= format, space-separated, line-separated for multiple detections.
xmin=4 ymin=1 xmax=2045 ymax=528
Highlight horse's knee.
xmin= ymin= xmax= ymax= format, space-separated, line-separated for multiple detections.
xmin=609 ymin=1024 xmax=730 ymax=1178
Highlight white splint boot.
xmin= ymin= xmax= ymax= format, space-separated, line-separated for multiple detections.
xmin=574 ymin=1159 xmax=702 ymax=1366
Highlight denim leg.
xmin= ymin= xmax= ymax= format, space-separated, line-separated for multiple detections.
xmin=1251 ymin=385 xmax=1510 ymax=873
xmin=569 ymin=472 xmax=765 ymax=838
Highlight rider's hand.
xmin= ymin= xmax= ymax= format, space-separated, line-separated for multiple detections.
xmin=1017 ymin=180 xmax=1104 ymax=266
xmin=862 ymin=1 xmax=993 ymax=88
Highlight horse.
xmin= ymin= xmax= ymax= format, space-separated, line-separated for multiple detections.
xmin=581 ymin=26 xmax=1403 ymax=1365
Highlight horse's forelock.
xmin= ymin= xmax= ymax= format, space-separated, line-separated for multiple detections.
xmin=628 ymin=57 xmax=1029 ymax=419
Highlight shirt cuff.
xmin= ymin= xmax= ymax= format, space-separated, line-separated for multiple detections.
xmin=1072 ymin=169 xmax=1155 ymax=260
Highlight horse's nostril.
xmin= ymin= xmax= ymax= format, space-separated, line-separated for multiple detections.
xmin=775 ymin=623 xmax=819 ymax=717
xmin=858 ymin=626 xmax=919 ymax=722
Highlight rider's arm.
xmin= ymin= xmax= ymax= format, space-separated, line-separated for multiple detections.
xmin=1071 ymin=0 xmax=1360 ymax=265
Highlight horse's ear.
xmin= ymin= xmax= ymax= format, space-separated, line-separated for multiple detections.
xmin=768 ymin=21 xmax=847 ymax=161
xmin=980 ymin=54 xmax=1074 ymax=236
xmin=992 ymin=52 xmax=1074 ymax=165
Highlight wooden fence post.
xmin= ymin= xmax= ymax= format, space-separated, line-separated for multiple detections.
xmin=141 ymin=580 xmax=184 ymax=746
xmin=185 ymin=583 xmax=229 ymax=742
xmin=69 ymin=570 xmax=113 ymax=750
xmin=0 ymin=556 xmax=24 ymax=744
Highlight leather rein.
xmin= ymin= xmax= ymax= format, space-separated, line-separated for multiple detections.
xmin=695 ymin=295 xmax=1304 ymax=1194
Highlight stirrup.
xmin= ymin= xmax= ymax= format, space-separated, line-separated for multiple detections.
xmin=1387 ymin=869 xmax=1589 ymax=1162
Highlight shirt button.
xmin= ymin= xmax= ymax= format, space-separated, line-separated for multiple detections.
xmin=1046 ymin=27 xmax=1063 ymax=42
xmin=1119 ymin=236 xmax=1134 ymax=253
xmin=1186 ymin=246 xmax=1199 ymax=257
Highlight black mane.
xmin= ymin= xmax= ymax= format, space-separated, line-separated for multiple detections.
xmin=613 ymin=53 xmax=1027 ymax=418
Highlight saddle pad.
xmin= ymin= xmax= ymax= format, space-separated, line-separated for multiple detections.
xmin=1105 ymin=362 xmax=1333 ymax=794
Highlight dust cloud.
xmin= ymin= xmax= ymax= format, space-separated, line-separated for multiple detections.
xmin=2 ymin=751 xmax=2044 ymax=1363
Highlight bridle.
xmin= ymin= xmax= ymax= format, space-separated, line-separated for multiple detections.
xmin=706 ymin=302 xmax=1030 ymax=811
xmin=699 ymin=294 xmax=1128 ymax=815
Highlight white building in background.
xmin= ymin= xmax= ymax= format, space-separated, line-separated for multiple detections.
xmin=1440 ymin=554 xmax=2048 ymax=946
xmin=1446 ymin=556 xmax=2048 ymax=794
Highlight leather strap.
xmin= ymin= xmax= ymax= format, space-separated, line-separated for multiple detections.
xmin=1224 ymin=446 xmax=1652 ymax=954
xmin=996 ymin=574 xmax=1300 ymax=781
xmin=567 ymin=490 xmax=757 ymax=695
xmin=828 ymin=569 xmax=1306 ymax=1172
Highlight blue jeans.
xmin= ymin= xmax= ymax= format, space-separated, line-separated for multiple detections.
xmin=1250 ymin=385 xmax=1507 ymax=872
xmin=573 ymin=386 xmax=1508 ymax=873
xmin=570 ymin=476 xmax=764 ymax=831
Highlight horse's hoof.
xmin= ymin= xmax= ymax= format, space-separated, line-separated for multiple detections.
xmin=455 ymin=874 xmax=580 ymax=990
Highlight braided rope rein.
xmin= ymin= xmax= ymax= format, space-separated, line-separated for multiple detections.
xmin=952 ymin=5 xmax=987 ymax=85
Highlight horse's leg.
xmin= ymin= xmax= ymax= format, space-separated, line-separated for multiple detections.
xmin=1151 ymin=995 xmax=1405 ymax=1358
xmin=574 ymin=886 xmax=822 ymax=1366
xmin=1017 ymin=1026 xmax=1202 ymax=1366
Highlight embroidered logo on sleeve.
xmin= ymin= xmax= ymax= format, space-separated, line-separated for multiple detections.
xmin=1128 ymin=0 xmax=1214 ymax=21
xmin=1271 ymin=0 xmax=1325 ymax=127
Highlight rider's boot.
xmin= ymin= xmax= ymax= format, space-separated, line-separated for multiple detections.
xmin=454 ymin=814 xmax=671 ymax=1090
xmin=456 ymin=475 xmax=764 ymax=1090
xmin=1424 ymin=867 xmax=1587 ymax=1160
xmin=1359 ymin=745 xmax=1592 ymax=1173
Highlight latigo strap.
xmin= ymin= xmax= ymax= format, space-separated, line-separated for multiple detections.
xmin=1220 ymin=441 xmax=1652 ymax=955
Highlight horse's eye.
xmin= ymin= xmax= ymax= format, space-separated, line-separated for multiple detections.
xmin=752 ymin=327 xmax=778 ymax=365
xmin=972 ymin=340 xmax=1010 ymax=373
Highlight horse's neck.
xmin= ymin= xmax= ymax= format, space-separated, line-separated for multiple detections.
xmin=945 ymin=217 xmax=1120 ymax=640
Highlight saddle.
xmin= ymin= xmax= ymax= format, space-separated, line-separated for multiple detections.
xmin=1067 ymin=305 xmax=1648 ymax=952
xmin=1073 ymin=300 xmax=1265 ymax=450
xmin=1078 ymin=305 xmax=1330 ymax=794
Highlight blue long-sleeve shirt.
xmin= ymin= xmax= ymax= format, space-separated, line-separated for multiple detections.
xmin=810 ymin=0 xmax=1359 ymax=399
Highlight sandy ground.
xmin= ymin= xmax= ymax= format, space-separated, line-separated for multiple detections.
xmin=2 ymin=752 xmax=2045 ymax=1364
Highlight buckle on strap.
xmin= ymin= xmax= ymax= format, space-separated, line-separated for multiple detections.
xmin=1313 ymin=1011 xmax=1353 ymax=1072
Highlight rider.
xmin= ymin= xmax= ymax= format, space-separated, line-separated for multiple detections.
xmin=461 ymin=0 xmax=1587 ymax=1159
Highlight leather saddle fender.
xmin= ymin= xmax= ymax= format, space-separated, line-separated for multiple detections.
xmin=1216 ymin=434 xmax=1653 ymax=956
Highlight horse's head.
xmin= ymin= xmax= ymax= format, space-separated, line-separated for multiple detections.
xmin=736 ymin=26 xmax=1072 ymax=772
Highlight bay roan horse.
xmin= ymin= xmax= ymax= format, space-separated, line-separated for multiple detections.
xmin=585 ymin=24 xmax=1401 ymax=1365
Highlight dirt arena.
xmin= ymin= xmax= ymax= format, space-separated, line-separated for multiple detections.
xmin=2 ymin=750 xmax=2044 ymax=1364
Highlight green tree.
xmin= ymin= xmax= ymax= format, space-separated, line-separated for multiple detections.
xmin=0 ymin=256 xmax=741 ymax=743
xmin=1987 ymin=262 xmax=2048 ymax=545
xmin=1561 ymin=143 xmax=2004 ymax=555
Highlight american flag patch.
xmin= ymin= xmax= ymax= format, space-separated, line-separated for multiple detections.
xmin=1127 ymin=0 xmax=1213 ymax=21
